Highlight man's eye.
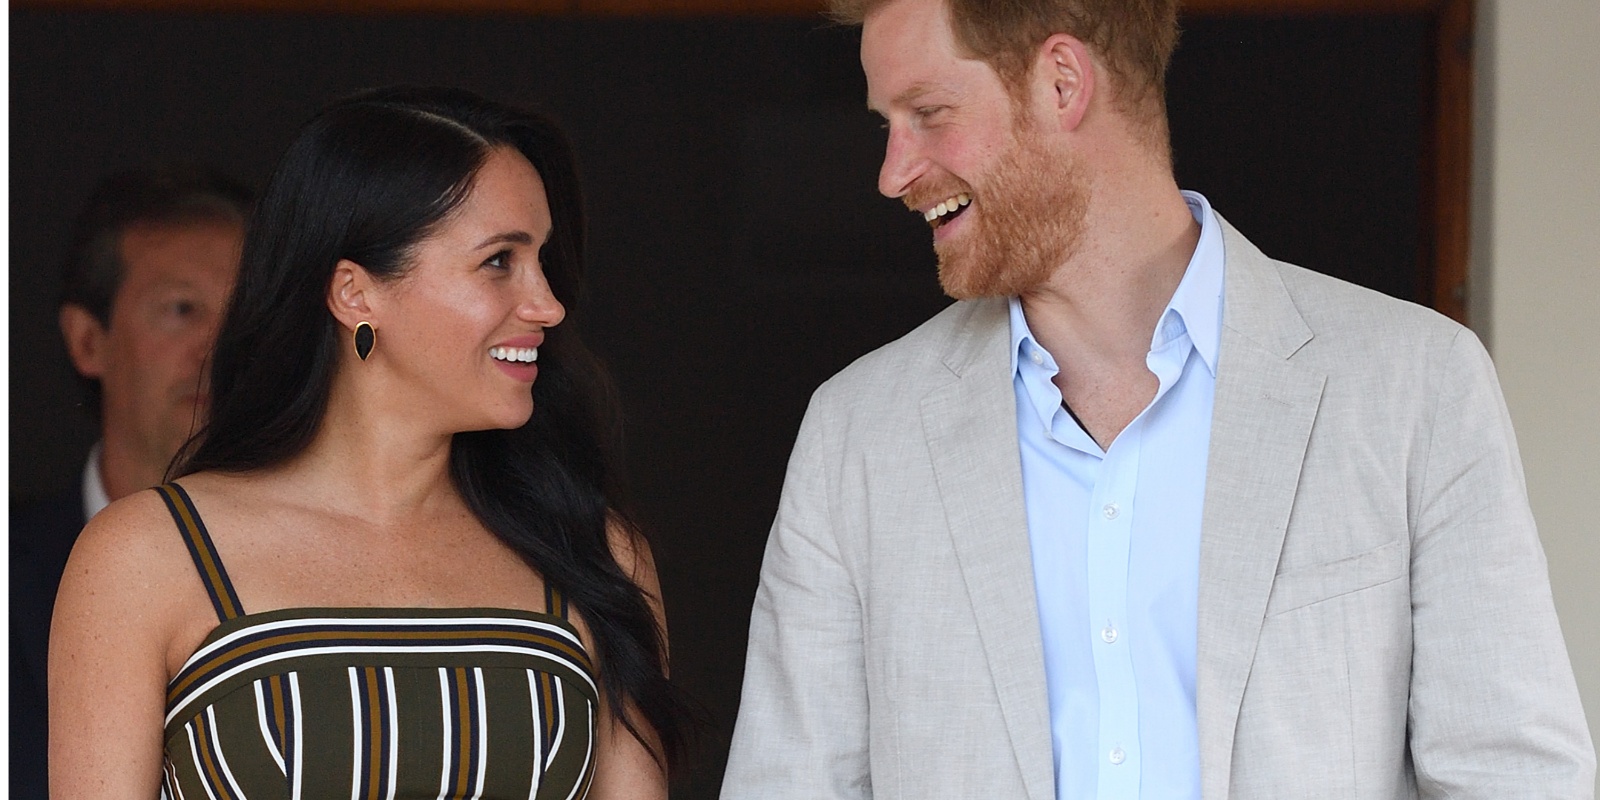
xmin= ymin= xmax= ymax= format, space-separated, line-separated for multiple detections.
xmin=169 ymin=300 xmax=197 ymax=317
xmin=914 ymin=106 xmax=947 ymax=120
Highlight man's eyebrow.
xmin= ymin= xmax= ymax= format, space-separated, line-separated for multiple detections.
xmin=868 ymin=81 xmax=941 ymax=115
xmin=473 ymin=231 xmax=535 ymax=249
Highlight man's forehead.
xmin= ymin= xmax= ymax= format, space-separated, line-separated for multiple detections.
xmin=862 ymin=0 xmax=968 ymax=105
xmin=119 ymin=217 xmax=242 ymax=250
xmin=116 ymin=219 xmax=242 ymax=284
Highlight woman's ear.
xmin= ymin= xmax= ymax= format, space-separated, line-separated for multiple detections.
xmin=327 ymin=258 xmax=377 ymax=333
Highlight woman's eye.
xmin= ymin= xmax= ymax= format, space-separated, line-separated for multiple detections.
xmin=483 ymin=250 xmax=511 ymax=270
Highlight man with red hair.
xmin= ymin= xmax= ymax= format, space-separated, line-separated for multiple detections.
xmin=723 ymin=0 xmax=1594 ymax=797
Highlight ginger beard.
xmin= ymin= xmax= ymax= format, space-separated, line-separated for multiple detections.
xmin=915 ymin=102 xmax=1089 ymax=300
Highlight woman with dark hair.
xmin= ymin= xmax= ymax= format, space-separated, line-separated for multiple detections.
xmin=50 ymin=86 xmax=687 ymax=799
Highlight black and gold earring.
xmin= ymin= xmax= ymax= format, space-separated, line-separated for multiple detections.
xmin=354 ymin=321 xmax=376 ymax=361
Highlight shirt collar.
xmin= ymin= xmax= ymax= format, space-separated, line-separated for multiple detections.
xmin=82 ymin=441 xmax=111 ymax=521
xmin=1164 ymin=190 xmax=1225 ymax=377
xmin=1008 ymin=190 xmax=1225 ymax=379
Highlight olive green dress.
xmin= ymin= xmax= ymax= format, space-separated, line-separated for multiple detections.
xmin=156 ymin=483 xmax=598 ymax=800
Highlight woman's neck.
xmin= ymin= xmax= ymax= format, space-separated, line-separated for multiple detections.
xmin=278 ymin=368 xmax=462 ymax=525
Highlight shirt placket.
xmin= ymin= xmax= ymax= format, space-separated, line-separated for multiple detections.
xmin=1086 ymin=422 xmax=1142 ymax=799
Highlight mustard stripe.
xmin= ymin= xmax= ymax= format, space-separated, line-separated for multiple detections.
xmin=160 ymin=484 xmax=243 ymax=620
xmin=270 ymin=675 xmax=288 ymax=758
xmin=575 ymin=712 xmax=597 ymax=800
xmin=541 ymin=671 xmax=556 ymax=748
xmin=454 ymin=667 xmax=473 ymax=798
xmin=546 ymin=584 xmax=570 ymax=621
xmin=195 ymin=713 xmax=236 ymax=800
xmin=365 ymin=667 xmax=383 ymax=800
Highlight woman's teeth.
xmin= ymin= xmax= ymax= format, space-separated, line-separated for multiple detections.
xmin=490 ymin=346 xmax=538 ymax=363
xmin=924 ymin=192 xmax=972 ymax=227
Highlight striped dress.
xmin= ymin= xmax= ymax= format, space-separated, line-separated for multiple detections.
xmin=155 ymin=483 xmax=598 ymax=800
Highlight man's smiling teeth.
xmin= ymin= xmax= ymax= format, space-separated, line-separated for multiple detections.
xmin=923 ymin=192 xmax=972 ymax=225
xmin=490 ymin=346 xmax=538 ymax=363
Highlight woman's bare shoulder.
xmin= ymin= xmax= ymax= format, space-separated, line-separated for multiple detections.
xmin=70 ymin=487 xmax=190 ymax=572
xmin=55 ymin=488 xmax=206 ymax=650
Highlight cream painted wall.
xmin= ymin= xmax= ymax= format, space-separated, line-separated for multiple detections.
xmin=1473 ymin=0 xmax=1600 ymax=785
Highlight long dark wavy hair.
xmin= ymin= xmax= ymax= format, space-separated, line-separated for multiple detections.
xmin=178 ymin=86 xmax=688 ymax=767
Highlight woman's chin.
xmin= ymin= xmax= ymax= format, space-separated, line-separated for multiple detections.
xmin=450 ymin=402 xmax=535 ymax=434
xmin=495 ymin=402 xmax=536 ymax=430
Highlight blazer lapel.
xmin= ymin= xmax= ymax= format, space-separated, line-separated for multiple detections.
xmin=1198 ymin=222 xmax=1327 ymax=800
xmin=919 ymin=299 xmax=1055 ymax=800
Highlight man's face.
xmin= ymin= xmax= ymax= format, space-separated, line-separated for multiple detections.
xmin=63 ymin=219 xmax=242 ymax=470
xmin=863 ymin=0 xmax=1088 ymax=298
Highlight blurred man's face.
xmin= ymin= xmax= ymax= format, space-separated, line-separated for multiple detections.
xmin=63 ymin=219 xmax=242 ymax=476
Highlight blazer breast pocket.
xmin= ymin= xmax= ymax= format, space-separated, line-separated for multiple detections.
xmin=1265 ymin=537 xmax=1408 ymax=617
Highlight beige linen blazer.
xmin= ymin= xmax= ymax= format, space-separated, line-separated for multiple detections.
xmin=721 ymin=222 xmax=1595 ymax=799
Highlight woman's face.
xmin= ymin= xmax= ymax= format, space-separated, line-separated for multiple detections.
xmin=369 ymin=145 xmax=566 ymax=432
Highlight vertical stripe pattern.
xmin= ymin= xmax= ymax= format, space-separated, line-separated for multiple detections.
xmin=156 ymin=484 xmax=599 ymax=799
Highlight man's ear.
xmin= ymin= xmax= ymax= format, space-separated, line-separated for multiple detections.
xmin=59 ymin=304 xmax=109 ymax=379
xmin=327 ymin=258 xmax=378 ymax=333
xmin=1039 ymin=34 xmax=1097 ymax=132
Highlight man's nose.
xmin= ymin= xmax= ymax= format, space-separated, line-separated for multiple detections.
xmin=877 ymin=125 xmax=926 ymax=199
xmin=195 ymin=309 xmax=226 ymax=360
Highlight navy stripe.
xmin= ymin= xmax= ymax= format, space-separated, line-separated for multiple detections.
xmin=157 ymin=483 xmax=245 ymax=622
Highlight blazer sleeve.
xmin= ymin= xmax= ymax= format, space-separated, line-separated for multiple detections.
xmin=721 ymin=387 xmax=873 ymax=800
xmin=1406 ymin=327 xmax=1596 ymax=798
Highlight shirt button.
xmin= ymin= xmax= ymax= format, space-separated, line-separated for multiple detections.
xmin=1102 ymin=503 xmax=1120 ymax=520
xmin=1030 ymin=349 xmax=1044 ymax=366
xmin=1109 ymin=747 xmax=1126 ymax=765
xmin=1101 ymin=624 xmax=1118 ymax=643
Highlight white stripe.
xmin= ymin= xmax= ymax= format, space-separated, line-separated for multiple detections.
xmin=526 ymin=670 xmax=543 ymax=800
xmin=545 ymin=679 xmax=564 ymax=768
xmin=470 ymin=667 xmax=489 ymax=800
xmin=252 ymin=680 xmax=287 ymax=774
xmin=558 ymin=697 xmax=596 ymax=800
xmin=186 ymin=720 xmax=220 ymax=800
xmin=164 ymin=758 xmax=187 ymax=800
xmin=349 ymin=667 xmax=363 ymax=800
xmin=206 ymin=707 xmax=250 ymax=800
xmin=178 ymin=614 xmax=582 ymax=670
xmin=436 ymin=668 xmax=453 ymax=800
xmin=384 ymin=667 xmax=400 ymax=800
xmin=169 ymin=644 xmax=594 ymax=726
xmin=290 ymin=672 xmax=305 ymax=800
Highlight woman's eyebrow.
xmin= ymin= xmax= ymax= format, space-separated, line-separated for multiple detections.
xmin=474 ymin=230 xmax=535 ymax=249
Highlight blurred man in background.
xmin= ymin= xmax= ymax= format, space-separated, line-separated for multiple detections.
xmin=10 ymin=165 xmax=251 ymax=798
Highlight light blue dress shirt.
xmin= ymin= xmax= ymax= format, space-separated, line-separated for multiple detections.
xmin=1011 ymin=191 xmax=1225 ymax=800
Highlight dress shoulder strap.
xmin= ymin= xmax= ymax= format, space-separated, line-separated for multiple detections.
xmin=155 ymin=483 xmax=245 ymax=622
xmin=543 ymin=583 xmax=569 ymax=620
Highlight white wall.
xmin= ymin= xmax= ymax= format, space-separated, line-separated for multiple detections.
xmin=1474 ymin=0 xmax=1600 ymax=785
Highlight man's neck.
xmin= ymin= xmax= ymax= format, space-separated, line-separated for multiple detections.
xmin=96 ymin=433 xmax=171 ymax=504
xmin=1019 ymin=182 xmax=1201 ymax=448
xmin=1023 ymin=185 xmax=1199 ymax=361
